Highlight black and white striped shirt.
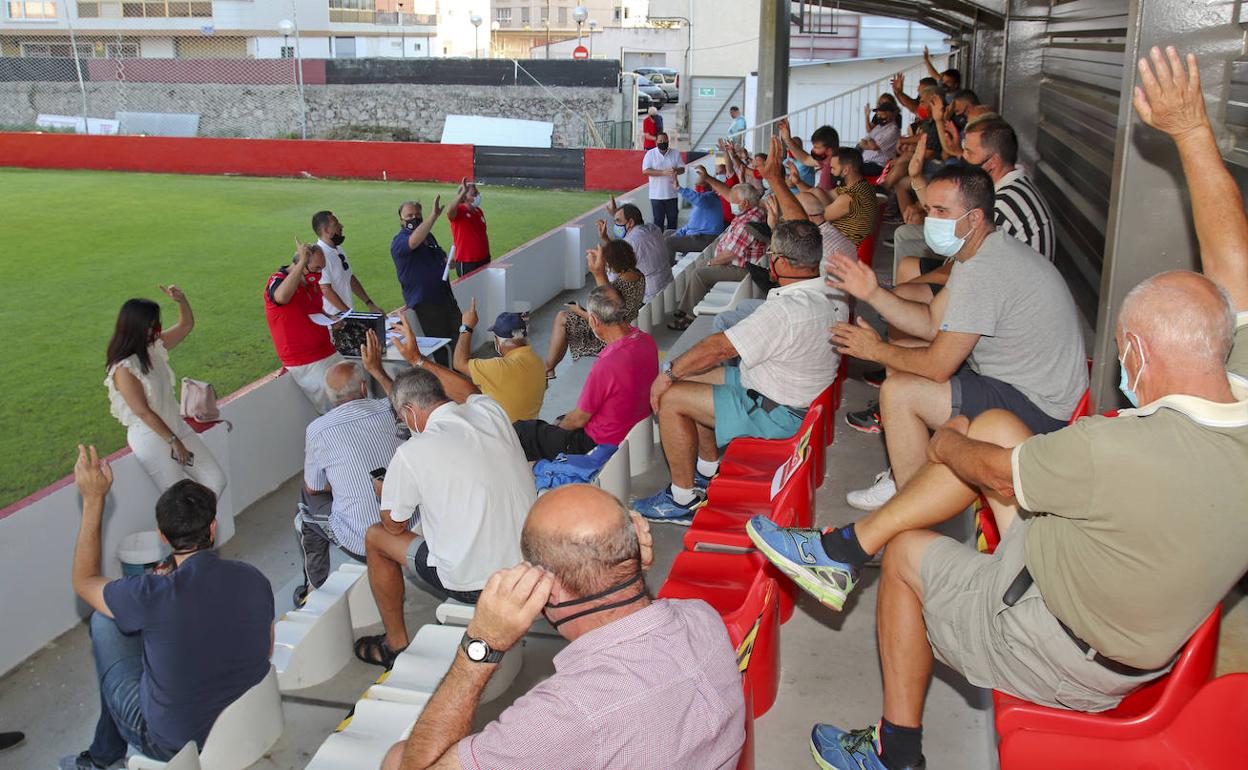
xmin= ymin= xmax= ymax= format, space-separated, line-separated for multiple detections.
xmin=994 ymin=168 xmax=1055 ymax=262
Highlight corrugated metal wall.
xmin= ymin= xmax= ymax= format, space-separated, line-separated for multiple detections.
xmin=1033 ymin=0 xmax=1129 ymax=315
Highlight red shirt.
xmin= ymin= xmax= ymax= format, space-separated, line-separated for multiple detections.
xmin=719 ymin=174 xmax=740 ymax=223
xmin=264 ymin=268 xmax=337 ymax=367
xmin=643 ymin=116 xmax=658 ymax=149
xmin=448 ymin=204 xmax=491 ymax=265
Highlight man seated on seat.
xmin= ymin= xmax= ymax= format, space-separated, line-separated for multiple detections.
xmin=745 ymin=48 xmax=1248 ymax=770
xmin=353 ymin=366 xmax=535 ymax=669
xmin=513 ymin=285 xmax=659 ymax=461
xmin=62 ymin=454 xmax=272 ymax=770
xmin=602 ymin=196 xmax=672 ymax=301
xmin=829 ymin=164 xmax=1087 ymax=512
xmin=297 ymin=348 xmax=405 ymax=602
xmin=449 ymin=301 xmax=546 ymax=422
xmin=779 ymin=119 xmax=840 ymax=192
xmin=788 ymin=147 xmax=879 ymax=248
xmin=381 ymin=484 xmax=746 ymax=770
xmin=668 ymin=183 xmax=766 ymax=330
xmin=664 ymin=169 xmax=727 ymax=262
xmin=635 ymin=220 xmax=847 ymax=523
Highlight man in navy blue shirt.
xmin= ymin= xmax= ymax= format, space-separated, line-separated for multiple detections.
xmin=664 ymin=169 xmax=727 ymax=264
xmin=61 ymin=446 xmax=273 ymax=770
xmin=391 ymin=197 xmax=462 ymax=343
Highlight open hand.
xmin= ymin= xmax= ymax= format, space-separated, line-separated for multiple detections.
xmin=586 ymin=246 xmax=607 ymax=277
xmin=823 ymin=251 xmax=879 ymax=301
xmin=908 ymin=132 xmax=928 ymax=178
xmin=74 ymin=444 xmax=113 ymax=501
xmin=394 ymin=313 xmax=423 ymax=366
xmin=597 ymin=218 xmax=609 ymax=240
xmin=431 ymin=194 xmax=444 ymax=220
xmin=361 ymin=328 xmax=384 ymax=375
xmin=762 ymin=135 xmax=786 ymax=183
xmin=776 ymin=118 xmax=792 ymax=140
xmin=466 ymin=563 xmax=554 ymax=652
xmin=829 ymin=318 xmax=884 ymax=362
xmin=891 ymin=72 xmax=905 ymax=95
xmin=159 ymin=284 xmax=187 ymax=303
xmin=1132 ymin=46 xmax=1208 ymax=141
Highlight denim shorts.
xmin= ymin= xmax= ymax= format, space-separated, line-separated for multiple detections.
xmin=711 ymin=366 xmax=805 ymax=448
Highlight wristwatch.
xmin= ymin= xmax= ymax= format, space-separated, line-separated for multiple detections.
xmin=459 ymin=324 xmax=474 ymax=335
xmin=460 ymin=632 xmax=504 ymax=664
xmin=663 ymin=361 xmax=679 ymax=382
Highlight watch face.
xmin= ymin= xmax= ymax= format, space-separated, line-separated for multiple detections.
xmin=466 ymin=639 xmax=489 ymax=661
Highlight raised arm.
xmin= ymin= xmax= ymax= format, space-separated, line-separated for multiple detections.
xmin=1132 ymin=46 xmax=1248 ymax=311
xmin=762 ymin=135 xmax=809 ymax=222
xmin=445 ymin=179 xmax=469 ymax=222
xmin=392 ymin=315 xmax=479 ymax=404
xmin=451 ymin=300 xmax=478 ymax=376
xmin=696 ymin=165 xmax=733 ymax=199
xmin=271 ymin=240 xmax=315 ymax=306
xmin=407 ymin=195 xmax=444 ymax=251
xmin=891 ymin=72 xmax=920 ymax=113
xmin=922 ymin=46 xmax=941 ymax=81
xmin=72 ymin=445 xmax=115 ymax=618
xmin=779 ymin=119 xmax=820 ymax=169
xmin=360 ymin=329 xmax=394 ymax=397
xmin=157 ymin=284 xmax=194 ymax=349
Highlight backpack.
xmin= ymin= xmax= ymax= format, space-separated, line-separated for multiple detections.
xmin=180 ymin=377 xmax=232 ymax=430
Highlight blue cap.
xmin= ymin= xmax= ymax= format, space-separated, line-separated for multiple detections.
xmin=488 ymin=312 xmax=528 ymax=338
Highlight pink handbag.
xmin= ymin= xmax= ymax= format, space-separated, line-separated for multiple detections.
xmin=180 ymin=377 xmax=232 ymax=430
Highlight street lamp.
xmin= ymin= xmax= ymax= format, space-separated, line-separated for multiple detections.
xmin=396 ymin=1 xmax=406 ymax=58
xmin=277 ymin=18 xmax=294 ymax=58
xmin=490 ymin=20 xmax=500 ymax=59
xmin=588 ymin=19 xmax=597 ymax=57
xmin=573 ymin=5 xmax=588 ymax=50
xmin=470 ymin=14 xmax=482 ymax=59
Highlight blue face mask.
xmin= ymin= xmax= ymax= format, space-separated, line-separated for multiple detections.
xmin=923 ymin=211 xmax=971 ymax=257
xmin=612 ymin=223 xmax=627 ymax=238
xmin=1118 ymin=335 xmax=1146 ymax=408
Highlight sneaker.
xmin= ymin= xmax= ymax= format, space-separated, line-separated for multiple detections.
xmin=863 ymin=368 xmax=886 ymax=388
xmin=846 ymin=401 xmax=882 ymax=434
xmin=292 ymin=582 xmax=310 ymax=608
xmin=847 ymin=469 xmax=896 ymax=511
xmin=694 ymin=469 xmax=717 ymax=489
xmin=811 ymin=723 xmax=926 ymax=770
xmin=745 ymin=516 xmax=858 ymax=611
xmin=633 ymin=487 xmax=707 ymax=527
xmin=59 ymin=752 xmax=118 ymax=770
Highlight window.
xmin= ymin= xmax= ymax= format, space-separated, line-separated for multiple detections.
xmin=328 ymin=0 xmax=373 ymax=24
xmin=109 ymin=1 xmax=210 ymax=18
xmin=280 ymin=45 xmax=294 ymax=58
xmin=519 ymin=6 xmax=528 ymax=25
xmin=8 ymin=1 xmax=57 ymax=18
xmin=613 ymin=7 xmax=620 ymax=20
xmin=557 ymin=6 xmax=566 ymax=25
xmin=334 ymin=35 xmax=356 ymax=58
xmin=495 ymin=7 xmax=511 ymax=24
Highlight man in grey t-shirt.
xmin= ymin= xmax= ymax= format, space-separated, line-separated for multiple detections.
xmin=826 ymin=165 xmax=1086 ymax=509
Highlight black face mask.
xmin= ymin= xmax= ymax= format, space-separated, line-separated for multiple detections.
xmin=542 ymin=572 xmax=647 ymax=629
xmin=330 ymin=232 xmax=345 ymax=247
xmin=656 ymin=142 xmax=670 ymax=152
xmin=951 ymin=113 xmax=968 ymax=132
xmin=404 ymin=218 xmax=422 ymax=231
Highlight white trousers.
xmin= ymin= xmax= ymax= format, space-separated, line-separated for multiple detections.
xmin=286 ymin=353 xmax=345 ymax=415
xmin=127 ymin=422 xmax=227 ymax=500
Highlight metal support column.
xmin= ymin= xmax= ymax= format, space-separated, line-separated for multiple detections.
xmin=755 ymin=0 xmax=790 ymax=128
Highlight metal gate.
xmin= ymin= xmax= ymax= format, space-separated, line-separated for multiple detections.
xmin=688 ymin=76 xmax=746 ymax=151
xmin=622 ymin=51 xmax=667 ymax=71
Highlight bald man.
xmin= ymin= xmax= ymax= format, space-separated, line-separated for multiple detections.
xmin=383 ymin=485 xmax=746 ymax=770
xmin=746 ymin=47 xmax=1248 ymax=770
xmin=297 ymin=351 xmax=403 ymax=601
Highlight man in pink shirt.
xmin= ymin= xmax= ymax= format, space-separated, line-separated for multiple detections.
xmin=513 ymin=285 xmax=658 ymax=460
xmin=382 ymin=484 xmax=746 ymax=770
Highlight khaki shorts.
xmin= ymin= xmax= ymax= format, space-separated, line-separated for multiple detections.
xmin=920 ymin=518 xmax=1167 ymax=711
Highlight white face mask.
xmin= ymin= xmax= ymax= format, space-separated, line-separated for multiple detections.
xmin=403 ymin=405 xmax=421 ymax=436
xmin=730 ymin=203 xmax=743 ymax=216
xmin=923 ymin=211 xmax=972 ymax=257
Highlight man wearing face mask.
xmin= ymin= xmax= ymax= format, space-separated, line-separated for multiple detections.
xmin=642 ymin=132 xmax=684 ymax=231
xmin=447 ymin=303 xmax=547 ymax=422
xmin=391 ymin=197 xmax=462 ymax=344
xmin=446 ymin=178 xmax=492 ymax=278
xmin=827 ymin=164 xmax=1086 ymax=511
xmin=312 ymin=210 xmax=384 ymax=317
xmin=380 ymin=484 xmax=745 ymax=770
xmin=662 ymin=166 xmax=727 ymax=261
xmin=601 ymin=196 xmax=672 ymax=301
xmin=778 ymin=118 xmax=840 ymax=192
xmin=353 ymin=365 xmax=535 ymax=669
xmin=265 ymin=240 xmax=344 ymax=414
xmin=746 ymin=49 xmax=1248 ymax=770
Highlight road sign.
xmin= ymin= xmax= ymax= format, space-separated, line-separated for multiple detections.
xmin=573 ymin=45 xmax=589 ymax=60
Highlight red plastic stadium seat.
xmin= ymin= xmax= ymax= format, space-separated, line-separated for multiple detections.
xmin=710 ymin=403 xmax=823 ymax=503
xmin=994 ymin=606 xmax=1222 ymax=770
xmin=856 ymin=202 xmax=887 ymax=267
xmin=720 ymin=568 xmax=782 ymax=718
xmin=658 ymin=550 xmax=797 ymax=625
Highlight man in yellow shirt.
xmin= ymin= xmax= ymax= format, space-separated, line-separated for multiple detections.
xmin=452 ymin=302 xmax=547 ymax=421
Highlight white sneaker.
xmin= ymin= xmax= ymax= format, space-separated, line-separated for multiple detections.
xmin=846 ymin=469 xmax=896 ymax=511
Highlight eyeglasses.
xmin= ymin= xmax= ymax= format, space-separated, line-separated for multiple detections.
xmin=765 ymin=249 xmax=787 ymax=260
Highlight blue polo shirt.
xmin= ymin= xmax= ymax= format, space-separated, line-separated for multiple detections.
xmin=103 ymin=551 xmax=273 ymax=754
xmin=391 ymin=228 xmax=455 ymax=307
xmin=675 ymin=188 xmax=727 ymax=237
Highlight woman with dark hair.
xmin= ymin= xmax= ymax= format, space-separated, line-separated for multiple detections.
xmin=544 ymin=240 xmax=646 ymax=378
xmin=104 ymin=286 xmax=226 ymax=499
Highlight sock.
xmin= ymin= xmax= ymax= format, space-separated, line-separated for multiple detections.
xmin=696 ymin=458 xmax=720 ymax=478
xmin=670 ymin=484 xmax=697 ymax=506
xmin=819 ymin=525 xmax=870 ymax=569
xmin=877 ymin=719 xmax=923 ymax=768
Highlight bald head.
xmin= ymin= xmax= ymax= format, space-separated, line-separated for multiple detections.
xmin=324 ymin=361 xmax=367 ymax=406
xmin=1119 ymin=270 xmax=1235 ymax=371
xmin=521 ymin=485 xmax=640 ymax=597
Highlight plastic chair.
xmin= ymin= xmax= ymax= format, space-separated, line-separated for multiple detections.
xmin=304 ymin=697 xmax=429 ymax=770
xmin=720 ymin=568 xmax=781 ymax=717
xmin=694 ymin=277 xmax=753 ymax=316
xmin=994 ymin=606 xmax=1222 ymax=770
xmin=855 ymin=199 xmax=887 ymax=267
xmin=718 ymin=397 xmax=828 ymax=490
xmin=271 ymin=597 xmax=354 ymax=691
xmin=130 ymin=666 xmax=283 ymax=770
xmin=658 ymin=549 xmax=797 ymax=625
xmin=127 ymin=743 xmax=200 ymax=770
xmin=734 ymin=679 xmax=756 ymax=770
xmin=366 ymin=623 xmax=523 ymax=706
xmin=626 ymin=415 xmax=656 ymax=476
xmin=593 ymin=439 xmax=631 ymax=501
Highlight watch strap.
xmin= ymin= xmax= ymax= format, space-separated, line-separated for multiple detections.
xmin=460 ymin=632 xmax=505 ymax=663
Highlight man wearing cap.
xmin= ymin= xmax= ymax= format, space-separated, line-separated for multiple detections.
xmin=451 ymin=300 xmax=547 ymax=422
xmin=860 ymin=99 xmax=901 ymax=177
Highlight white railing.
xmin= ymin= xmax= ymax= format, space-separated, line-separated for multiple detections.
xmin=730 ymin=60 xmax=936 ymax=154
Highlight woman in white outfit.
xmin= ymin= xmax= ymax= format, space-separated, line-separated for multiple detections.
xmin=104 ymin=286 xmax=226 ymax=499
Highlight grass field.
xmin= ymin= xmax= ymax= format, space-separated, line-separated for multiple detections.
xmin=0 ymin=168 xmax=610 ymax=509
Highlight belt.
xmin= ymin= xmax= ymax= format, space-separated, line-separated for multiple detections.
xmin=746 ymin=389 xmax=808 ymax=418
xmin=1002 ymin=567 xmax=1171 ymax=679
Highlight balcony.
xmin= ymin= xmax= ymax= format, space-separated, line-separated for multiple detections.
xmin=327 ymin=9 xmax=436 ymax=26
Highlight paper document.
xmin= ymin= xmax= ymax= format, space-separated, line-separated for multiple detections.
xmin=441 ymin=246 xmax=455 ymax=282
xmin=308 ymin=313 xmax=339 ymax=326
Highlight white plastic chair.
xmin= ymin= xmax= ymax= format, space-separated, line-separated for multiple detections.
xmin=694 ymin=278 xmax=752 ymax=316
xmin=303 ymin=697 xmax=430 ymax=770
xmin=271 ymin=597 xmax=354 ymax=691
xmin=128 ymin=666 xmax=283 ymax=770
xmin=435 ymin=599 xmax=562 ymax=637
xmin=626 ymin=416 xmax=656 ymax=476
xmin=337 ymin=563 xmax=382 ymax=631
xmin=661 ymin=280 xmax=677 ymax=311
xmin=364 ymin=624 xmax=522 ymax=705
xmin=594 ymin=439 xmax=631 ymax=501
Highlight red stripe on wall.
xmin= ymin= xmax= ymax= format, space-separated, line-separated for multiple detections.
xmin=584 ymin=148 xmax=648 ymax=192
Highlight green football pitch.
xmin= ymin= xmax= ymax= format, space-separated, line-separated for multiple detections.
xmin=0 ymin=167 xmax=610 ymax=509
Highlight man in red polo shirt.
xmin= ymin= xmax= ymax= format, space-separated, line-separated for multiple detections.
xmin=447 ymin=178 xmax=491 ymax=278
xmin=264 ymin=241 xmax=343 ymax=414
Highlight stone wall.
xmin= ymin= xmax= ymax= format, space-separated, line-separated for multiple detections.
xmin=0 ymin=80 xmax=620 ymax=148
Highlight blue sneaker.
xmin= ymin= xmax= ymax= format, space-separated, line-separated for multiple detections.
xmin=745 ymin=516 xmax=858 ymax=611
xmin=633 ymin=487 xmax=707 ymax=527
xmin=811 ymin=723 xmax=925 ymax=770
xmin=694 ymin=469 xmax=716 ymax=490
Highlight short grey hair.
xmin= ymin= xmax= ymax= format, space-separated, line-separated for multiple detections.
xmin=389 ymin=367 xmax=448 ymax=413
xmin=733 ymin=183 xmax=761 ymax=206
xmin=521 ymin=494 xmax=641 ymax=596
xmin=324 ymin=362 xmax=367 ymax=406
xmin=1119 ymin=271 xmax=1236 ymax=367
xmin=495 ymin=330 xmax=528 ymax=344
xmin=772 ymin=219 xmax=823 ymax=269
xmin=586 ymin=285 xmax=628 ymax=325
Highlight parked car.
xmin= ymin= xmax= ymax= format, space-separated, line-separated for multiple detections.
xmin=634 ymin=67 xmax=680 ymax=104
xmin=636 ymin=75 xmax=667 ymax=112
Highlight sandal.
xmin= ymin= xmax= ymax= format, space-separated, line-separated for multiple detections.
xmin=354 ymin=634 xmax=405 ymax=669
xmin=666 ymin=316 xmax=694 ymax=331
xmin=546 ymin=369 xmax=557 ymax=381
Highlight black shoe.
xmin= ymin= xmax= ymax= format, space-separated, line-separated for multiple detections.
xmin=0 ymin=732 xmax=24 ymax=752
xmin=863 ymin=368 xmax=886 ymax=388
xmin=293 ymin=582 xmax=309 ymax=607
xmin=846 ymin=401 xmax=882 ymax=434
